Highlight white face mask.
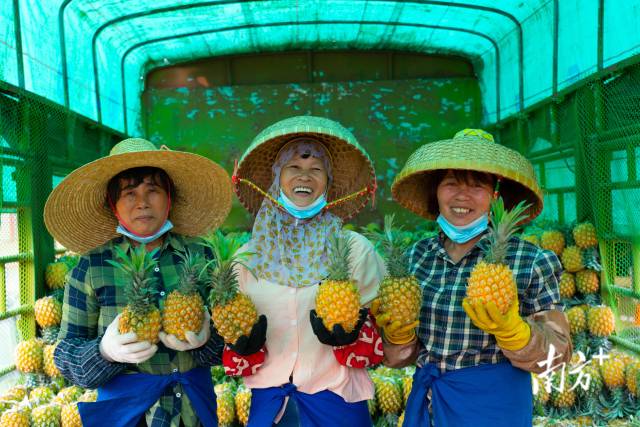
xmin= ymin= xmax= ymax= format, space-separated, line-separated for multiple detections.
xmin=116 ymin=219 xmax=174 ymax=244
xmin=278 ymin=190 xmax=327 ymax=220
xmin=436 ymin=213 xmax=489 ymax=244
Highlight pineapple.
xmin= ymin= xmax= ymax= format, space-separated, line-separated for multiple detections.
xmin=3 ymin=385 xmax=28 ymax=402
xmin=60 ymin=403 xmax=81 ymax=427
xmin=45 ymin=262 xmax=70 ymax=290
xmin=0 ymin=407 xmax=30 ymax=427
xmin=566 ymin=306 xmax=587 ymax=335
xmin=214 ymin=383 xmax=236 ymax=427
xmin=368 ymin=215 xmax=422 ymax=329
xmin=540 ymin=230 xmax=565 ymax=256
xmin=43 ymin=343 xmax=61 ymax=378
xmin=558 ymin=272 xmax=576 ymax=299
xmin=587 ymin=306 xmax=615 ymax=337
xmin=34 ymin=296 xmax=63 ymax=335
xmin=626 ymin=360 xmax=640 ymax=396
xmin=31 ymin=403 xmax=62 ymax=427
xmin=560 ymin=246 xmax=584 ymax=273
xmin=29 ymin=386 xmax=55 ymax=404
xmin=315 ymin=233 xmax=361 ymax=333
xmin=53 ymin=387 xmax=83 ymax=405
xmin=573 ymin=222 xmax=598 ymax=249
xmin=576 ymin=270 xmax=599 ymax=295
xmin=576 ymin=362 xmax=603 ymax=400
xmin=205 ymin=231 xmax=258 ymax=345
xmin=374 ymin=377 xmax=402 ymax=415
xmin=401 ymin=375 xmax=412 ymax=406
xmin=466 ymin=198 xmax=530 ymax=314
xmin=532 ymin=374 xmax=549 ymax=405
xmin=521 ymin=234 xmax=540 ymax=246
xmin=107 ymin=245 xmax=162 ymax=344
xmin=161 ymin=249 xmax=206 ymax=341
xmin=234 ymin=384 xmax=251 ymax=426
xmin=635 ymin=303 xmax=640 ymax=326
xmin=15 ymin=338 xmax=44 ymax=373
xmin=551 ymin=384 xmax=576 ymax=408
xmin=601 ymin=357 xmax=626 ymax=390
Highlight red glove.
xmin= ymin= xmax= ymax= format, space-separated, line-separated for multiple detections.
xmin=332 ymin=311 xmax=384 ymax=368
xmin=222 ymin=344 xmax=266 ymax=377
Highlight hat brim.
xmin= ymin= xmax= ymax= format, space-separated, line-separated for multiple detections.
xmin=236 ymin=116 xmax=375 ymax=220
xmin=44 ymin=150 xmax=232 ymax=254
xmin=391 ymin=138 xmax=543 ymax=221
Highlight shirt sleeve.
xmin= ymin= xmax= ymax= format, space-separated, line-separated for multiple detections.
xmin=346 ymin=231 xmax=386 ymax=306
xmin=54 ymin=257 xmax=126 ymax=388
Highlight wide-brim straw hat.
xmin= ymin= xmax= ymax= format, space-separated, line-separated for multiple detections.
xmin=234 ymin=116 xmax=376 ymax=220
xmin=392 ymin=129 xmax=543 ymax=222
xmin=44 ymin=138 xmax=232 ymax=254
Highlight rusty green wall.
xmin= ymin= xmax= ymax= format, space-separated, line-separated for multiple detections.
xmin=143 ymin=77 xmax=481 ymax=229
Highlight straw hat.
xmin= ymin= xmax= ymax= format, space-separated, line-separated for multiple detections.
xmin=392 ymin=129 xmax=543 ymax=222
xmin=233 ymin=116 xmax=376 ymax=220
xmin=44 ymin=138 xmax=232 ymax=254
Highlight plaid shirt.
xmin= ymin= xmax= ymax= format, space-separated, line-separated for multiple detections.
xmin=410 ymin=231 xmax=563 ymax=373
xmin=54 ymin=233 xmax=223 ymax=427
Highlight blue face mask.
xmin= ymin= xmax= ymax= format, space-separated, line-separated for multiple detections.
xmin=278 ymin=190 xmax=327 ymax=220
xmin=436 ymin=213 xmax=489 ymax=244
xmin=116 ymin=219 xmax=174 ymax=244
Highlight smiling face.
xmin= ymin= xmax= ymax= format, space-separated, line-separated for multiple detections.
xmin=436 ymin=170 xmax=494 ymax=226
xmin=279 ymin=153 xmax=329 ymax=207
xmin=115 ymin=175 xmax=170 ymax=236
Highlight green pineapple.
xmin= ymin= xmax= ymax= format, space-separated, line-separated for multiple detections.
xmin=107 ymin=245 xmax=162 ymax=344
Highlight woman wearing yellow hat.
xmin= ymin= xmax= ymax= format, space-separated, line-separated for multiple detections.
xmin=44 ymin=138 xmax=232 ymax=427
xmin=381 ymin=129 xmax=572 ymax=426
xmin=226 ymin=116 xmax=384 ymax=426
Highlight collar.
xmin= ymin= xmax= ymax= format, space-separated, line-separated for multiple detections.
xmin=435 ymin=229 xmax=491 ymax=264
xmin=113 ymin=231 xmax=185 ymax=255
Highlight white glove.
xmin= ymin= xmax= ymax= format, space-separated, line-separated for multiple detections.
xmin=99 ymin=314 xmax=158 ymax=364
xmin=159 ymin=311 xmax=211 ymax=351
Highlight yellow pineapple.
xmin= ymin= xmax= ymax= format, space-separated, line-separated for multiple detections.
xmin=43 ymin=343 xmax=61 ymax=378
xmin=29 ymin=386 xmax=55 ymax=404
xmin=60 ymin=403 xmax=82 ymax=427
xmin=576 ymin=269 xmax=599 ymax=295
xmin=0 ymin=407 xmax=30 ymax=427
xmin=540 ymin=230 xmax=565 ymax=256
xmin=214 ymin=383 xmax=236 ymax=427
xmin=34 ymin=296 xmax=62 ymax=331
xmin=315 ymin=233 xmax=361 ymax=333
xmin=31 ymin=403 xmax=62 ymax=427
xmin=587 ymin=305 xmax=615 ymax=337
xmin=560 ymin=246 xmax=584 ymax=273
xmin=401 ymin=375 xmax=412 ymax=406
xmin=15 ymin=338 xmax=44 ymax=373
xmin=573 ymin=222 xmax=598 ymax=249
xmin=374 ymin=377 xmax=402 ymax=415
xmin=558 ymin=272 xmax=576 ymax=299
xmin=3 ymin=385 xmax=28 ymax=402
xmin=521 ymin=234 xmax=540 ymax=246
xmin=626 ymin=360 xmax=640 ymax=396
xmin=467 ymin=198 xmax=530 ymax=314
xmin=108 ymin=245 xmax=162 ymax=344
xmin=368 ymin=215 xmax=422 ymax=329
xmin=601 ymin=357 xmax=626 ymax=390
xmin=551 ymin=381 xmax=576 ymax=408
xmin=161 ymin=249 xmax=206 ymax=341
xmin=45 ymin=262 xmax=70 ymax=290
xmin=573 ymin=416 xmax=594 ymax=426
xmin=635 ymin=303 xmax=640 ymax=326
xmin=566 ymin=306 xmax=587 ymax=335
xmin=234 ymin=384 xmax=251 ymax=426
xmin=206 ymin=231 xmax=258 ymax=345
xmin=53 ymin=386 xmax=84 ymax=405
xmin=532 ymin=374 xmax=549 ymax=405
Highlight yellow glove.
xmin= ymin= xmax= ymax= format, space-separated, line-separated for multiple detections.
xmin=462 ymin=297 xmax=531 ymax=351
xmin=371 ymin=298 xmax=419 ymax=345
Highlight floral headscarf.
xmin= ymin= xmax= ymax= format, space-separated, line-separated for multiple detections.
xmin=248 ymin=140 xmax=342 ymax=287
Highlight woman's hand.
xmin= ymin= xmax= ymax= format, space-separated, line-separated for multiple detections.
xmin=227 ymin=314 xmax=268 ymax=356
xmin=159 ymin=311 xmax=211 ymax=351
xmin=310 ymin=308 xmax=368 ymax=346
xmin=370 ymin=299 xmax=419 ymax=345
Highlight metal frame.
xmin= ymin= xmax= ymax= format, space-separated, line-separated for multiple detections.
xmin=12 ymin=0 xmax=24 ymax=88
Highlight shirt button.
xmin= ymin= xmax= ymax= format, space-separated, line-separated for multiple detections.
xmin=175 ymin=392 xmax=181 ymax=398
xmin=154 ymin=267 xmax=160 ymax=272
xmin=290 ymin=320 xmax=297 ymax=326
xmin=172 ymin=368 xmax=178 ymax=373
xmin=160 ymin=291 xmax=166 ymax=297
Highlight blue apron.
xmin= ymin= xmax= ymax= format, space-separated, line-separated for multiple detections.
xmin=78 ymin=367 xmax=217 ymax=427
xmin=404 ymin=362 xmax=532 ymax=427
xmin=248 ymin=383 xmax=371 ymax=427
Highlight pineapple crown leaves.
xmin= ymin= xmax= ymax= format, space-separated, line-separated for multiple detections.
xmin=326 ymin=232 xmax=354 ymax=281
xmin=365 ymin=214 xmax=411 ymax=278
xmin=481 ymin=197 xmax=531 ymax=264
xmin=175 ymin=249 xmax=207 ymax=295
xmin=107 ymin=244 xmax=160 ymax=311
xmin=200 ymin=230 xmax=256 ymax=307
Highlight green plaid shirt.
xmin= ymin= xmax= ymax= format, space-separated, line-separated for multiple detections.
xmin=54 ymin=233 xmax=223 ymax=427
xmin=410 ymin=231 xmax=563 ymax=373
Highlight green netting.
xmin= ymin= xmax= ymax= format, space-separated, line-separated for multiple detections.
xmin=2 ymin=1 xmax=640 ymax=134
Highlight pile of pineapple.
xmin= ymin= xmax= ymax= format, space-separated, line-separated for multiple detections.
xmin=210 ymin=366 xmax=252 ymax=427
xmin=523 ymin=221 xmax=640 ymax=425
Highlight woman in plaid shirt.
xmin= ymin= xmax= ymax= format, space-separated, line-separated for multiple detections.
xmin=380 ymin=129 xmax=572 ymax=427
xmin=43 ymin=138 xmax=232 ymax=427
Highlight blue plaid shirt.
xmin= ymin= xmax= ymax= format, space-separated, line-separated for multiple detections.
xmin=54 ymin=233 xmax=223 ymax=427
xmin=409 ymin=231 xmax=563 ymax=372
